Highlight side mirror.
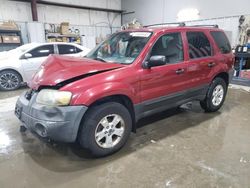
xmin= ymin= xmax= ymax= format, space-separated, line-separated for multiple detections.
xmin=143 ymin=55 xmax=166 ymax=69
xmin=22 ymin=53 xmax=32 ymax=59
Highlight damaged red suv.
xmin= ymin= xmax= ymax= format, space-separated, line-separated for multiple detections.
xmin=15 ymin=25 xmax=234 ymax=156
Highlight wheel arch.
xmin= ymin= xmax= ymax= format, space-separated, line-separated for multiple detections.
xmin=213 ymin=72 xmax=229 ymax=86
xmin=0 ymin=68 xmax=23 ymax=82
xmin=82 ymin=94 xmax=136 ymax=133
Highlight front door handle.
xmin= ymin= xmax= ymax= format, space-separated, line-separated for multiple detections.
xmin=208 ymin=62 xmax=216 ymax=67
xmin=176 ymin=68 xmax=185 ymax=74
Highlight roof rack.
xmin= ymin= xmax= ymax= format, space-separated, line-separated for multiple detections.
xmin=188 ymin=24 xmax=219 ymax=28
xmin=144 ymin=22 xmax=186 ymax=27
xmin=144 ymin=23 xmax=219 ymax=28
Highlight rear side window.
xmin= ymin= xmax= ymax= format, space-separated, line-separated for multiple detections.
xmin=211 ymin=31 xmax=231 ymax=54
xmin=58 ymin=44 xmax=82 ymax=55
xmin=187 ymin=32 xmax=212 ymax=59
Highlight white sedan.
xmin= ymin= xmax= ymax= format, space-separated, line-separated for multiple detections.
xmin=0 ymin=42 xmax=90 ymax=91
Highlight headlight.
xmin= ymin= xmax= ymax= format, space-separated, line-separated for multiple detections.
xmin=36 ymin=89 xmax=72 ymax=106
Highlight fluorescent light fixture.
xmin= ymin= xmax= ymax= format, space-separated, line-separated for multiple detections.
xmin=177 ymin=8 xmax=200 ymax=22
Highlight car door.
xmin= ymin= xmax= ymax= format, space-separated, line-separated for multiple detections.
xmin=139 ymin=32 xmax=192 ymax=114
xmin=185 ymin=31 xmax=216 ymax=88
xmin=57 ymin=44 xmax=82 ymax=57
xmin=20 ymin=44 xmax=55 ymax=81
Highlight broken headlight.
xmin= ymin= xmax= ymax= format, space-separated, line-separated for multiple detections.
xmin=36 ymin=89 xmax=72 ymax=106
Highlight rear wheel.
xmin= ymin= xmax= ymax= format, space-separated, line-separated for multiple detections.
xmin=0 ymin=70 xmax=22 ymax=91
xmin=200 ymin=77 xmax=227 ymax=112
xmin=78 ymin=102 xmax=132 ymax=157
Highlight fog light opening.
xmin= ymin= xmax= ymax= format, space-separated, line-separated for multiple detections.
xmin=35 ymin=123 xmax=47 ymax=137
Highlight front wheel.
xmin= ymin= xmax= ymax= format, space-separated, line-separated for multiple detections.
xmin=200 ymin=77 xmax=227 ymax=112
xmin=0 ymin=70 xmax=22 ymax=91
xmin=78 ymin=102 xmax=132 ymax=157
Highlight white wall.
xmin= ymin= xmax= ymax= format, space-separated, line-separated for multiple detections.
xmin=122 ymin=0 xmax=250 ymax=25
xmin=122 ymin=0 xmax=164 ymax=25
xmin=0 ymin=0 xmax=121 ymax=27
xmin=121 ymin=0 xmax=250 ymax=47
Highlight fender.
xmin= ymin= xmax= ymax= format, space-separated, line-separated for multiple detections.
xmin=207 ymin=62 xmax=230 ymax=83
xmin=71 ymin=82 xmax=138 ymax=106
xmin=0 ymin=66 xmax=21 ymax=73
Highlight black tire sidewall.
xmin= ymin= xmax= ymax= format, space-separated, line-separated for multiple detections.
xmin=0 ymin=70 xmax=22 ymax=91
xmin=79 ymin=102 xmax=132 ymax=157
xmin=204 ymin=77 xmax=227 ymax=112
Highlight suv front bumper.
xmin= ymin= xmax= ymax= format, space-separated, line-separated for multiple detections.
xmin=15 ymin=91 xmax=88 ymax=142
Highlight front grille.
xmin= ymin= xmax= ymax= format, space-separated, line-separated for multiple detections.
xmin=25 ymin=89 xmax=35 ymax=100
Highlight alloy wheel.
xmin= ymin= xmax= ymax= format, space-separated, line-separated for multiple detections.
xmin=95 ymin=114 xmax=125 ymax=149
xmin=212 ymin=85 xmax=224 ymax=106
xmin=0 ymin=72 xmax=19 ymax=90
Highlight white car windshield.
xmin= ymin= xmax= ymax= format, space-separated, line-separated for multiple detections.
xmin=8 ymin=43 xmax=39 ymax=54
xmin=86 ymin=31 xmax=152 ymax=64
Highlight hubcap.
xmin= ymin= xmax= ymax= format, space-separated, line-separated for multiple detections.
xmin=212 ymin=85 xmax=224 ymax=106
xmin=95 ymin=114 xmax=125 ymax=149
xmin=0 ymin=73 xmax=19 ymax=90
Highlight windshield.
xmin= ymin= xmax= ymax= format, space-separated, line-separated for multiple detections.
xmin=8 ymin=43 xmax=39 ymax=54
xmin=86 ymin=31 xmax=152 ymax=64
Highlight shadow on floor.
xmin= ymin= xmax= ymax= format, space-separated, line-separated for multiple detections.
xmin=18 ymin=100 xmax=229 ymax=173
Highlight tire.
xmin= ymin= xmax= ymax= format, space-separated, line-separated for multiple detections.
xmin=0 ymin=70 xmax=22 ymax=91
xmin=200 ymin=77 xmax=227 ymax=112
xmin=78 ymin=102 xmax=132 ymax=157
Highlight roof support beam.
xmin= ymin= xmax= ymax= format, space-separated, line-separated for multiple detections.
xmin=31 ymin=0 xmax=38 ymax=21
xmin=11 ymin=0 xmax=124 ymax=14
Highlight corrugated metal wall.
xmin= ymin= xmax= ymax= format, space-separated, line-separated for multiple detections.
xmin=0 ymin=0 xmax=121 ymax=26
xmin=0 ymin=0 xmax=121 ymax=48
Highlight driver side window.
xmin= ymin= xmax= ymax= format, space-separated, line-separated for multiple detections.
xmin=151 ymin=33 xmax=183 ymax=63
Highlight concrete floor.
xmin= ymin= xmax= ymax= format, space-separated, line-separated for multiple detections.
xmin=0 ymin=87 xmax=250 ymax=188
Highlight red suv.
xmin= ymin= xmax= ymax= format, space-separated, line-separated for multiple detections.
xmin=15 ymin=25 xmax=234 ymax=156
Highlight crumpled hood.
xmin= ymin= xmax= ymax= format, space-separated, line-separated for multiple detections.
xmin=29 ymin=55 xmax=124 ymax=90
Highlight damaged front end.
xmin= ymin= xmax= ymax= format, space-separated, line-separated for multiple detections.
xmin=15 ymin=90 xmax=88 ymax=142
xmin=29 ymin=55 xmax=124 ymax=90
xmin=15 ymin=55 xmax=124 ymax=142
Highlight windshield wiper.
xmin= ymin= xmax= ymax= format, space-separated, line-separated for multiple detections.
xmin=94 ymin=57 xmax=106 ymax=62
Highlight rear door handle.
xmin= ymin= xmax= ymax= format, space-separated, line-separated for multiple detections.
xmin=175 ymin=68 xmax=185 ymax=74
xmin=208 ymin=62 xmax=216 ymax=67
